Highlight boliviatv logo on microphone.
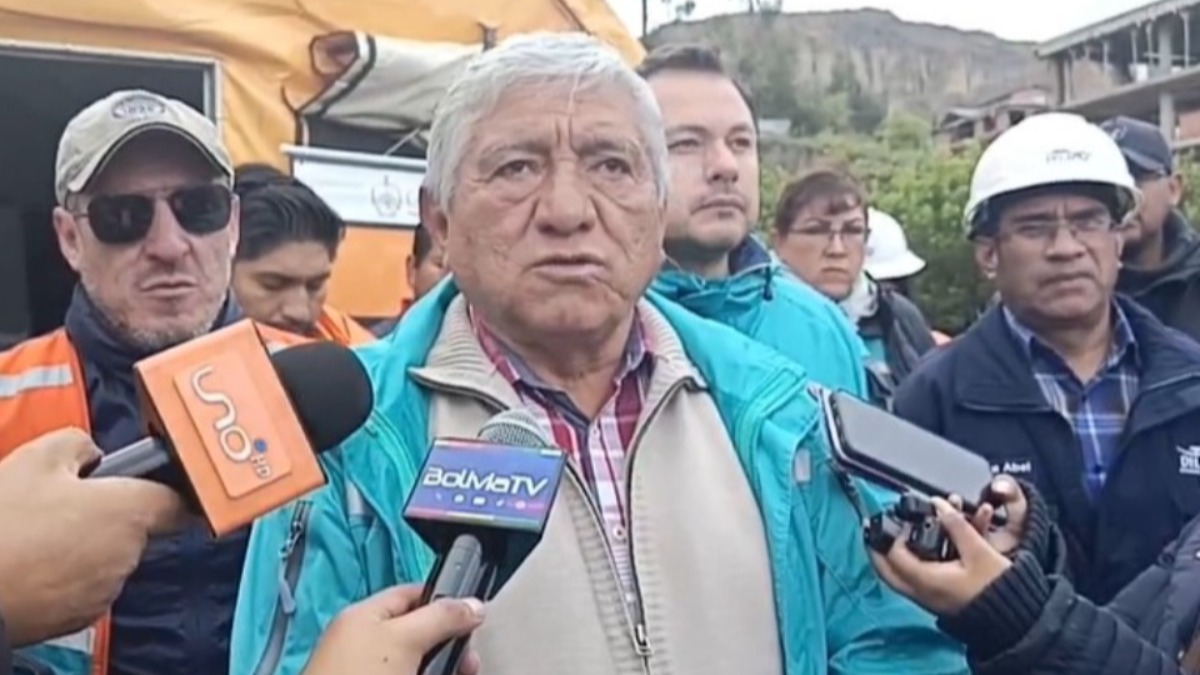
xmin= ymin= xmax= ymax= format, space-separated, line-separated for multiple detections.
xmin=420 ymin=467 xmax=550 ymax=497
xmin=405 ymin=439 xmax=567 ymax=532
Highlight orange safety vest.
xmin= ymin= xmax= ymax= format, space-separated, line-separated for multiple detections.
xmin=314 ymin=305 xmax=375 ymax=346
xmin=0 ymin=324 xmax=307 ymax=675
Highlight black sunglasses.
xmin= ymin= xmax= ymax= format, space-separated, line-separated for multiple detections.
xmin=78 ymin=184 xmax=233 ymax=245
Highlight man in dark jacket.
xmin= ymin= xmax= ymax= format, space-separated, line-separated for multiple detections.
xmin=1101 ymin=116 xmax=1200 ymax=341
xmin=873 ymin=478 xmax=1200 ymax=675
xmin=2 ymin=90 xmax=247 ymax=675
xmin=894 ymin=112 xmax=1200 ymax=605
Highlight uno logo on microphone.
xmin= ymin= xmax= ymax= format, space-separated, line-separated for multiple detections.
xmin=190 ymin=365 xmax=271 ymax=478
xmin=174 ymin=350 xmax=292 ymax=499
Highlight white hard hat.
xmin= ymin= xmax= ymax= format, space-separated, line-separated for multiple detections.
xmin=964 ymin=112 xmax=1141 ymax=236
xmin=866 ymin=209 xmax=926 ymax=280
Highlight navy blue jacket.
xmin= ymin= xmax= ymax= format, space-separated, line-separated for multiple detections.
xmin=894 ymin=297 xmax=1200 ymax=604
xmin=64 ymin=289 xmax=244 ymax=675
xmin=939 ymin=490 xmax=1200 ymax=674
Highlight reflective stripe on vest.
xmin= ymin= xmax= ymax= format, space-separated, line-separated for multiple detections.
xmin=0 ymin=324 xmax=309 ymax=675
xmin=0 ymin=330 xmax=109 ymax=675
xmin=0 ymin=364 xmax=74 ymax=398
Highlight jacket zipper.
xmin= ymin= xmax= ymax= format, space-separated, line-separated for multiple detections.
xmin=251 ymin=501 xmax=312 ymax=675
xmin=621 ymin=378 xmax=692 ymax=670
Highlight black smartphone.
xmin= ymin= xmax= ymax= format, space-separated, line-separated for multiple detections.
xmin=819 ymin=388 xmax=1005 ymax=522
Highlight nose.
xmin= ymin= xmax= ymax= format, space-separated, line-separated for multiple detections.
xmin=533 ymin=164 xmax=595 ymax=235
xmin=705 ymin=140 xmax=740 ymax=185
xmin=825 ymin=232 xmax=849 ymax=257
xmin=278 ymin=288 xmax=317 ymax=328
xmin=141 ymin=199 xmax=190 ymax=261
xmin=1045 ymin=223 xmax=1088 ymax=259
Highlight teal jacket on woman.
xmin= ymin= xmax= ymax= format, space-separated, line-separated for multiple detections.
xmin=229 ymin=279 xmax=966 ymax=675
xmin=652 ymin=237 xmax=869 ymax=398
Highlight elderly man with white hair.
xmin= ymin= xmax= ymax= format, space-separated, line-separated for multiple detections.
xmin=230 ymin=32 xmax=968 ymax=675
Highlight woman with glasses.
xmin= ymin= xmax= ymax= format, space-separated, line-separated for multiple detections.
xmin=771 ymin=169 xmax=938 ymax=404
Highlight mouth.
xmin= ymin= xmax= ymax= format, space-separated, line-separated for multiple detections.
xmin=697 ymin=195 xmax=746 ymax=212
xmin=1043 ymin=272 xmax=1092 ymax=286
xmin=531 ymin=255 xmax=607 ymax=278
xmin=534 ymin=254 xmax=605 ymax=267
xmin=142 ymin=279 xmax=197 ymax=296
xmin=820 ymin=267 xmax=851 ymax=277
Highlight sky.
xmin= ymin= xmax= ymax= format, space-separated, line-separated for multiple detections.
xmin=612 ymin=0 xmax=1157 ymax=43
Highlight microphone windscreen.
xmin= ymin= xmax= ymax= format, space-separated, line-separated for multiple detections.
xmin=269 ymin=342 xmax=374 ymax=451
xmin=478 ymin=408 xmax=551 ymax=448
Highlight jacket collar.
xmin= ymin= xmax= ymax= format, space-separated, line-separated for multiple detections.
xmin=409 ymin=295 xmax=704 ymax=411
xmin=651 ymin=236 xmax=778 ymax=317
xmin=953 ymin=295 xmax=1200 ymax=412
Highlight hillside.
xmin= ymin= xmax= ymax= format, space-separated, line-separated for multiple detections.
xmin=644 ymin=9 xmax=1054 ymax=119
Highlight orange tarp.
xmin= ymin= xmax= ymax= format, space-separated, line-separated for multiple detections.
xmin=0 ymin=0 xmax=642 ymax=317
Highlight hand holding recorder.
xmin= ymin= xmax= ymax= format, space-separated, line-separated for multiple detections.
xmin=0 ymin=428 xmax=186 ymax=647
xmin=818 ymin=388 xmax=1012 ymax=561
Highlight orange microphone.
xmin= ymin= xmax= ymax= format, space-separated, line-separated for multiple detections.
xmin=82 ymin=320 xmax=372 ymax=537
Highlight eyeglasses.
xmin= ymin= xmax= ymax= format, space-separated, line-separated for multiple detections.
xmin=787 ymin=223 xmax=869 ymax=244
xmin=1001 ymin=213 xmax=1116 ymax=244
xmin=73 ymin=184 xmax=233 ymax=245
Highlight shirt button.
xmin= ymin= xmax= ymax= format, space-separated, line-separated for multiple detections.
xmin=612 ymin=525 xmax=627 ymax=542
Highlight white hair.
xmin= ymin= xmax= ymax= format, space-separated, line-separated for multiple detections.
xmin=423 ymin=32 xmax=669 ymax=211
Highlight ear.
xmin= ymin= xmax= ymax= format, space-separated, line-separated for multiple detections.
xmin=973 ymin=238 xmax=998 ymax=280
xmin=419 ymin=188 xmax=449 ymax=253
xmin=52 ymin=207 xmax=85 ymax=272
xmin=1170 ymin=173 xmax=1185 ymax=208
xmin=227 ymin=194 xmax=241 ymax=257
xmin=405 ymin=254 xmax=416 ymax=291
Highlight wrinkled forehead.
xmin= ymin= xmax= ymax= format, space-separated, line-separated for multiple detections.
xmin=464 ymin=80 xmax=646 ymax=157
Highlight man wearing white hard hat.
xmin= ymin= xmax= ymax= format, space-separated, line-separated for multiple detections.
xmin=890 ymin=112 xmax=1200 ymax=611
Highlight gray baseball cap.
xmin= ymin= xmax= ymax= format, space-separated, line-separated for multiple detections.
xmin=54 ymin=89 xmax=233 ymax=205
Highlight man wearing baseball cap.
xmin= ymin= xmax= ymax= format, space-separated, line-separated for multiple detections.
xmin=0 ymin=90 xmax=301 ymax=675
xmin=1100 ymin=115 xmax=1200 ymax=342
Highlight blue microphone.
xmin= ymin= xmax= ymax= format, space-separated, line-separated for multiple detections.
xmin=404 ymin=408 xmax=568 ymax=675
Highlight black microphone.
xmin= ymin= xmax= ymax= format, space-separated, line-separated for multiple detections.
xmin=404 ymin=408 xmax=568 ymax=675
xmin=81 ymin=326 xmax=373 ymax=537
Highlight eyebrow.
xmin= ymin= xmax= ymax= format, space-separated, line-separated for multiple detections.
xmin=475 ymin=139 xmax=552 ymax=168
xmin=665 ymin=122 xmax=756 ymax=137
xmin=574 ymin=136 xmax=641 ymax=159
xmin=1010 ymin=205 xmax=1108 ymax=223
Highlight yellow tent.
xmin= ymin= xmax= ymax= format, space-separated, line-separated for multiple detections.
xmin=0 ymin=0 xmax=642 ymax=321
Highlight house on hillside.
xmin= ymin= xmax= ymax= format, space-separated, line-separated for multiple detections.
xmin=1037 ymin=0 xmax=1200 ymax=150
xmin=935 ymin=86 xmax=1051 ymax=148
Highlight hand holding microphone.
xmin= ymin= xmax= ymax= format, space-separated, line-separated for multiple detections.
xmin=301 ymin=585 xmax=484 ymax=675
xmin=0 ymin=428 xmax=186 ymax=647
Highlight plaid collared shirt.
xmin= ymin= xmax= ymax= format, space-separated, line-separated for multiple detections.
xmin=470 ymin=307 xmax=654 ymax=607
xmin=1004 ymin=305 xmax=1139 ymax=501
